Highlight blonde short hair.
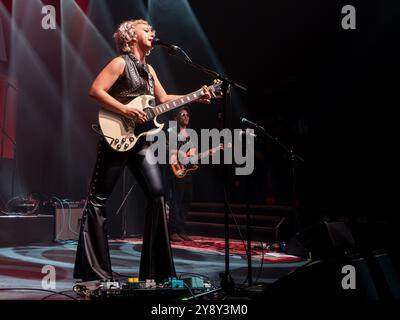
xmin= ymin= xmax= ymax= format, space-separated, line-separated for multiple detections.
xmin=113 ymin=19 xmax=155 ymax=54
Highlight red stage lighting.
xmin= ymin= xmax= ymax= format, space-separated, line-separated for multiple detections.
xmin=75 ymin=0 xmax=89 ymax=12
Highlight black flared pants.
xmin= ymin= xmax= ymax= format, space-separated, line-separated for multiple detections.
xmin=73 ymin=139 xmax=176 ymax=283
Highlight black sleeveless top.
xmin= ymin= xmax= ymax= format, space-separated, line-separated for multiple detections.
xmin=107 ymin=54 xmax=155 ymax=150
xmin=108 ymin=54 xmax=155 ymax=104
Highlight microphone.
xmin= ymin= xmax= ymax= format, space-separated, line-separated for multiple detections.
xmin=152 ymin=38 xmax=179 ymax=51
xmin=241 ymin=118 xmax=262 ymax=129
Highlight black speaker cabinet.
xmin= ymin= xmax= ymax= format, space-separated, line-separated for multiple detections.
xmin=286 ymin=221 xmax=355 ymax=259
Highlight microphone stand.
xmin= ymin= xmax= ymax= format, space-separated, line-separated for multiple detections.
xmin=245 ymin=120 xmax=304 ymax=234
xmin=115 ymin=167 xmax=136 ymax=239
xmin=245 ymin=161 xmax=252 ymax=287
xmin=163 ymin=46 xmax=246 ymax=294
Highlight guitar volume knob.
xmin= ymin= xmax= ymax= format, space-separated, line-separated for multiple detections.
xmin=115 ymin=139 xmax=119 ymax=144
xmin=124 ymin=144 xmax=129 ymax=149
xmin=129 ymin=137 xmax=134 ymax=142
xmin=117 ymin=144 xmax=121 ymax=149
xmin=122 ymin=138 xmax=126 ymax=143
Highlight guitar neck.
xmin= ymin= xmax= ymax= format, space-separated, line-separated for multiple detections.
xmin=151 ymin=85 xmax=214 ymax=117
xmin=192 ymin=146 xmax=221 ymax=162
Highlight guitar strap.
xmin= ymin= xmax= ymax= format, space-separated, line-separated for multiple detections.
xmin=140 ymin=63 xmax=154 ymax=96
xmin=125 ymin=54 xmax=155 ymax=96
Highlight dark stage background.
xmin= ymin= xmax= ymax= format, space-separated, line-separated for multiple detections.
xmin=0 ymin=0 xmax=398 ymax=240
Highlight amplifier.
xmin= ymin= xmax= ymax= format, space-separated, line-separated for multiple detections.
xmin=54 ymin=203 xmax=84 ymax=241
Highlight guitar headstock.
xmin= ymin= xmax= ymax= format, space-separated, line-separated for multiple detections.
xmin=208 ymin=79 xmax=224 ymax=99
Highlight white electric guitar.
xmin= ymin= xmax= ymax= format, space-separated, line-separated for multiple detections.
xmin=98 ymin=80 xmax=223 ymax=152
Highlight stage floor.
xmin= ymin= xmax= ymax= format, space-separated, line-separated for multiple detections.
xmin=0 ymin=236 xmax=306 ymax=300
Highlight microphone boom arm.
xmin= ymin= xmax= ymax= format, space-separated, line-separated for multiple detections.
xmin=153 ymin=38 xmax=246 ymax=92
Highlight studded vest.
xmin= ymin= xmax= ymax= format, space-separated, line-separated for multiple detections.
xmin=108 ymin=54 xmax=155 ymax=104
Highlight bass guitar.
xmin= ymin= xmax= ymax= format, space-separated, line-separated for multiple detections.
xmin=170 ymin=143 xmax=231 ymax=178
